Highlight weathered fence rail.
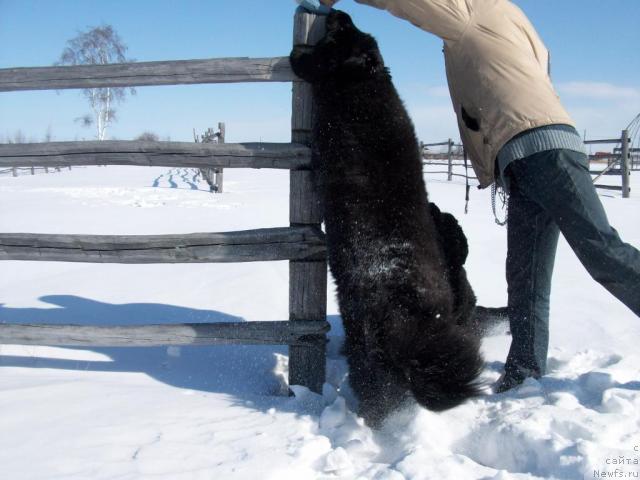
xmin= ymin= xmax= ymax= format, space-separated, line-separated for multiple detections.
xmin=0 ymin=8 xmax=329 ymax=393
xmin=288 ymin=10 xmax=327 ymax=389
xmin=0 ymin=140 xmax=311 ymax=170
xmin=0 ymin=226 xmax=326 ymax=263
xmin=0 ymin=57 xmax=295 ymax=92
xmin=0 ymin=321 xmax=329 ymax=348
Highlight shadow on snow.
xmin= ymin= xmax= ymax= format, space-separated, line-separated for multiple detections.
xmin=0 ymin=295 xmax=344 ymax=413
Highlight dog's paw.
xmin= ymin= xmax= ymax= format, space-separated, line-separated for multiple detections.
xmin=430 ymin=202 xmax=469 ymax=267
xmin=289 ymin=45 xmax=317 ymax=81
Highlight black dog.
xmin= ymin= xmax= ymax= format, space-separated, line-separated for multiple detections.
xmin=290 ymin=11 xmax=484 ymax=427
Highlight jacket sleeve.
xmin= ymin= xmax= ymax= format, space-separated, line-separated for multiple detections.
xmin=354 ymin=0 xmax=471 ymax=42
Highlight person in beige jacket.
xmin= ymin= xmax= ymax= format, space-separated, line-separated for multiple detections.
xmin=316 ymin=0 xmax=640 ymax=393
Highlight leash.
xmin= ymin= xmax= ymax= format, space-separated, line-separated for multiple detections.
xmin=463 ymin=147 xmax=508 ymax=226
xmin=491 ymin=182 xmax=509 ymax=226
xmin=463 ymin=148 xmax=470 ymax=214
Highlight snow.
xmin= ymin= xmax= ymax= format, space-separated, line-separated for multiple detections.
xmin=1 ymin=165 xmax=639 ymax=480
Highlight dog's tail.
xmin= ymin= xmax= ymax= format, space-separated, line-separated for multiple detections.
xmin=394 ymin=319 xmax=485 ymax=411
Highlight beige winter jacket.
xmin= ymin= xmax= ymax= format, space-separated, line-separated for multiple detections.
xmin=355 ymin=0 xmax=575 ymax=187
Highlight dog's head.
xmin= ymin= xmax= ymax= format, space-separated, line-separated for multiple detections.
xmin=290 ymin=10 xmax=385 ymax=84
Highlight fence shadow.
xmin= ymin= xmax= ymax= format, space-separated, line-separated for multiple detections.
xmin=0 ymin=296 xmax=332 ymax=409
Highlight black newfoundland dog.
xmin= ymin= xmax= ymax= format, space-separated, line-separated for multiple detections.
xmin=290 ymin=10 xmax=484 ymax=427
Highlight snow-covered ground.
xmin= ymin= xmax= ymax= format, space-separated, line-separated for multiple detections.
xmin=1 ymin=164 xmax=639 ymax=480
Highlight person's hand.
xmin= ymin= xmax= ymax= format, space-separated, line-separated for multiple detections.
xmin=297 ymin=0 xmax=333 ymax=14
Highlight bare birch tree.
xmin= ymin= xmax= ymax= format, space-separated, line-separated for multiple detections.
xmin=57 ymin=25 xmax=135 ymax=140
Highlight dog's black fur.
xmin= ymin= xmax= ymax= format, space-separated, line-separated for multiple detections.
xmin=290 ymin=11 xmax=484 ymax=427
xmin=429 ymin=202 xmax=477 ymax=328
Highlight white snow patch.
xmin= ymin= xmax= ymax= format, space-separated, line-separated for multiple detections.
xmin=1 ymin=165 xmax=639 ymax=479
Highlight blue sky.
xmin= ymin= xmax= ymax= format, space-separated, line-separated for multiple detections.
xmin=1 ymin=0 xmax=638 ymax=144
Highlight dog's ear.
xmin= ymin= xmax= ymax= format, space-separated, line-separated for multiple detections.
xmin=326 ymin=10 xmax=358 ymax=34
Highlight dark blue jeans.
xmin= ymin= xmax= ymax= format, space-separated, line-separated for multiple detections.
xmin=503 ymin=149 xmax=640 ymax=382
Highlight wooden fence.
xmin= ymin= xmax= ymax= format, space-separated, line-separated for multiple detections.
xmin=423 ymin=130 xmax=634 ymax=196
xmin=0 ymin=165 xmax=72 ymax=176
xmin=197 ymin=122 xmax=226 ymax=193
xmin=586 ymin=129 xmax=631 ymax=198
xmin=421 ymin=139 xmax=478 ymax=182
xmin=0 ymin=9 xmax=329 ymax=393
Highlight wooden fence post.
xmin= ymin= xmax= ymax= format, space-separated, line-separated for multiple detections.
xmin=215 ymin=122 xmax=225 ymax=193
xmin=447 ymin=138 xmax=453 ymax=181
xmin=621 ymin=129 xmax=630 ymax=199
xmin=289 ymin=7 xmax=327 ymax=394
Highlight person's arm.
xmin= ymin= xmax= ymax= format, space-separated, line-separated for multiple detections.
xmin=328 ymin=0 xmax=471 ymax=42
